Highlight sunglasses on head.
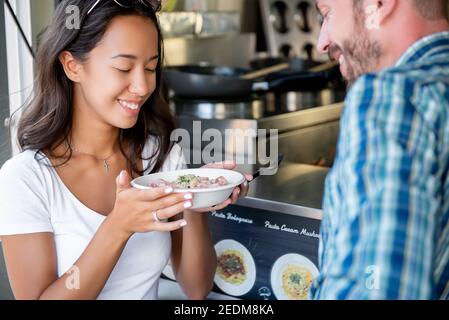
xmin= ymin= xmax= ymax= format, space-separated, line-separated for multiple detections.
xmin=87 ymin=0 xmax=160 ymax=15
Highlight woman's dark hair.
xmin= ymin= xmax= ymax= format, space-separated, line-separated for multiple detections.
xmin=17 ymin=0 xmax=176 ymax=175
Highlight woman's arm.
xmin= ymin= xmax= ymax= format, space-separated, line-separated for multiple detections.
xmin=1 ymin=220 xmax=130 ymax=300
xmin=170 ymin=210 xmax=217 ymax=300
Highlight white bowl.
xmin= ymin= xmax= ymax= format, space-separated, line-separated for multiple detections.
xmin=130 ymin=168 xmax=245 ymax=209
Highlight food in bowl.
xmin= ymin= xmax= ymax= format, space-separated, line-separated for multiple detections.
xmin=281 ymin=264 xmax=314 ymax=300
xmin=148 ymin=174 xmax=228 ymax=189
xmin=216 ymin=249 xmax=247 ymax=285
xmin=130 ymin=168 xmax=245 ymax=209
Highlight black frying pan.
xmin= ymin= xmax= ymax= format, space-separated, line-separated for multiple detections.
xmin=163 ymin=62 xmax=340 ymax=100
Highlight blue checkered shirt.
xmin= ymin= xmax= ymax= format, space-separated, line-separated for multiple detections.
xmin=311 ymin=31 xmax=449 ymax=300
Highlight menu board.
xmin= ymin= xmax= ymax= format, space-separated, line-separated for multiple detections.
xmin=208 ymin=204 xmax=321 ymax=300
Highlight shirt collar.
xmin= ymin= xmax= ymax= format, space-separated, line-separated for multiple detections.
xmin=395 ymin=31 xmax=449 ymax=67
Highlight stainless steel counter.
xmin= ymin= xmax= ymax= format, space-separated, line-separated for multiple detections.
xmin=174 ymin=97 xmax=343 ymax=220
xmin=176 ymin=102 xmax=343 ymax=167
xmin=237 ymin=161 xmax=327 ymax=220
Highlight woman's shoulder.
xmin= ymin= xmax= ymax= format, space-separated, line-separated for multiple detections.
xmin=0 ymin=149 xmax=48 ymax=185
xmin=142 ymin=135 xmax=186 ymax=172
xmin=142 ymin=135 xmax=181 ymax=157
xmin=142 ymin=135 xmax=159 ymax=157
xmin=0 ymin=150 xmax=54 ymax=235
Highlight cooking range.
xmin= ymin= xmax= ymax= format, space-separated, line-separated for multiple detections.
xmin=168 ymin=77 xmax=346 ymax=169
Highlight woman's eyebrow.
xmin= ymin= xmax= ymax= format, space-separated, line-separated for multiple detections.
xmin=110 ymin=54 xmax=159 ymax=62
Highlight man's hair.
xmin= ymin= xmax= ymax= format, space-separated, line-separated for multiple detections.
xmin=413 ymin=0 xmax=448 ymax=20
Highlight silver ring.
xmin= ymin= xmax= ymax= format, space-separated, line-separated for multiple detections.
xmin=152 ymin=210 xmax=162 ymax=222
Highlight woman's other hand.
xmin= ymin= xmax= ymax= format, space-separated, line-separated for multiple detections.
xmin=191 ymin=161 xmax=253 ymax=213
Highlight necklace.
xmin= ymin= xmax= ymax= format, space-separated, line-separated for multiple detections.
xmin=72 ymin=147 xmax=116 ymax=173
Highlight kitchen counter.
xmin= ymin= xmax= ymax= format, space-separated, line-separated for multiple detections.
xmin=177 ymin=103 xmax=342 ymax=194
xmin=236 ymin=161 xmax=329 ymax=220
xmin=246 ymin=162 xmax=328 ymax=208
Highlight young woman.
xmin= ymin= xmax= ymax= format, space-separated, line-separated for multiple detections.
xmin=0 ymin=0 xmax=250 ymax=300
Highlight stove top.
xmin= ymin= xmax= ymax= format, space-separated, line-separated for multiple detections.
xmin=171 ymin=89 xmax=346 ymax=120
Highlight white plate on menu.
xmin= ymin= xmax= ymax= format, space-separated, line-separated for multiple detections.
xmin=214 ymin=239 xmax=256 ymax=297
xmin=270 ymin=253 xmax=319 ymax=300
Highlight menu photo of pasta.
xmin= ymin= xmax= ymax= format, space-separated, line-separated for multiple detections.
xmin=214 ymin=239 xmax=256 ymax=297
xmin=270 ymin=253 xmax=319 ymax=300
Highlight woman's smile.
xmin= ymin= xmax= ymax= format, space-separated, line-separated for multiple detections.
xmin=117 ymin=99 xmax=142 ymax=116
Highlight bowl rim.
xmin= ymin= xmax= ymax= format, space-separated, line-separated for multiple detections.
xmin=130 ymin=168 xmax=246 ymax=193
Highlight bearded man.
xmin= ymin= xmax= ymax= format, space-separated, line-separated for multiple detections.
xmin=312 ymin=0 xmax=449 ymax=299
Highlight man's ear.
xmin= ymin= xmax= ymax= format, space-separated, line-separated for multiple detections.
xmin=363 ymin=0 xmax=397 ymax=29
xmin=58 ymin=51 xmax=82 ymax=82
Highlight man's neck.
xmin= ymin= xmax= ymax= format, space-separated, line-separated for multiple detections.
xmin=378 ymin=18 xmax=449 ymax=70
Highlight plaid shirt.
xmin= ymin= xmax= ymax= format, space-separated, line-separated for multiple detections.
xmin=311 ymin=31 xmax=449 ymax=300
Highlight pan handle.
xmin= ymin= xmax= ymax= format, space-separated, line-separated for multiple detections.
xmin=251 ymin=62 xmax=340 ymax=92
xmin=250 ymin=154 xmax=284 ymax=183
xmin=252 ymin=72 xmax=328 ymax=92
xmin=240 ymin=63 xmax=290 ymax=80
xmin=308 ymin=60 xmax=339 ymax=72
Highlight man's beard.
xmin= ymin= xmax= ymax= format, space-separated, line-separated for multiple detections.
xmin=329 ymin=11 xmax=383 ymax=87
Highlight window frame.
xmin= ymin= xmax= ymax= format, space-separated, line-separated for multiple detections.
xmin=4 ymin=0 xmax=34 ymax=156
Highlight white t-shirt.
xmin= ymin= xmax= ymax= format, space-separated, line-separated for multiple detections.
xmin=0 ymin=137 xmax=186 ymax=300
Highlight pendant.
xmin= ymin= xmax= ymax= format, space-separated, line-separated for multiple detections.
xmin=103 ymin=160 xmax=110 ymax=172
